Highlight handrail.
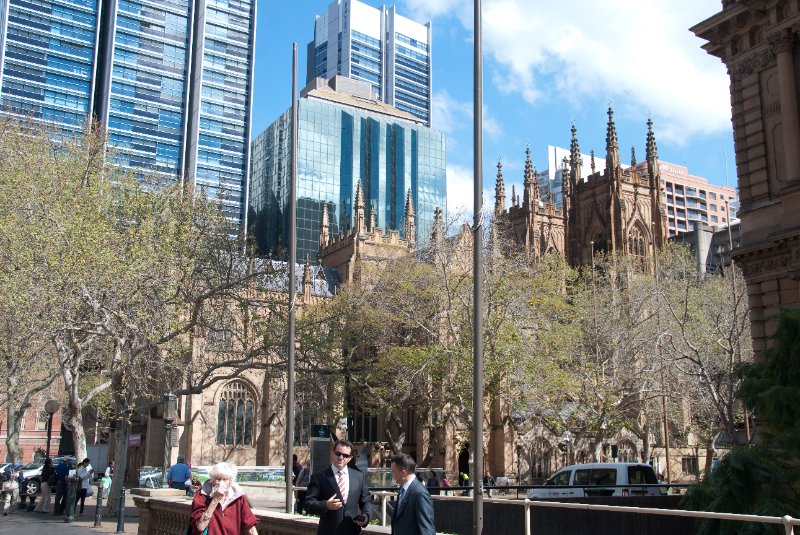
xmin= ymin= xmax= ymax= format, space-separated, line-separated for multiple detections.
xmin=522 ymin=498 xmax=799 ymax=535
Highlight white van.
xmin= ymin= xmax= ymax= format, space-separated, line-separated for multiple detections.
xmin=527 ymin=462 xmax=662 ymax=499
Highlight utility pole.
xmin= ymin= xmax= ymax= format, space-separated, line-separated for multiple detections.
xmin=285 ymin=43 xmax=298 ymax=514
xmin=472 ymin=1 xmax=484 ymax=533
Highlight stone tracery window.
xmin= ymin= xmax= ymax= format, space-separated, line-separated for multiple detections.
xmin=628 ymin=225 xmax=647 ymax=258
xmin=216 ymin=381 xmax=255 ymax=447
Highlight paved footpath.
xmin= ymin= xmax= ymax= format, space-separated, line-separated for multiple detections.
xmin=0 ymin=487 xmax=289 ymax=535
xmin=0 ymin=495 xmax=141 ymax=535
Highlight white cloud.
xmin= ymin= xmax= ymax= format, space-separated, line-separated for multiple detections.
xmin=408 ymin=0 xmax=731 ymax=142
xmin=446 ymin=163 xmax=494 ymax=220
xmin=432 ymin=90 xmax=502 ymax=143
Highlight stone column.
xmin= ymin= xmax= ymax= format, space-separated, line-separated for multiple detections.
xmin=770 ymin=28 xmax=800 ymax=185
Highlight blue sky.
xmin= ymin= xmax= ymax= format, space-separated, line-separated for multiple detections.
xmin=252 ymin=1 xmax=735 ymax=216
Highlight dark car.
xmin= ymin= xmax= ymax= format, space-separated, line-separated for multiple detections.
xmin=20 ymin=456 xmax=75 ymax=496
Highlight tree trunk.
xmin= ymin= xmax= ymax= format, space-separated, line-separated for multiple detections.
xmin=4 ymin=402 xmax=23 ymax=462
xmin=66 ymin=396 xmax=88 ymax=462
xmin=641 ymin=423 xmax=651 ymax=463
xmin=106 ymin=417 xmax=129 ymax=516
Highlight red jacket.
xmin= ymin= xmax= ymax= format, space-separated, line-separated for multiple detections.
xmin=189 ymin=483 xmax=258 ymax=535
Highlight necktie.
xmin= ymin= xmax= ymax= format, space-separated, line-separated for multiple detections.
xmin=398 ymin=485 xmax=405 ymax=505
xmin=337 ymin=470 xmax=347 ymax=504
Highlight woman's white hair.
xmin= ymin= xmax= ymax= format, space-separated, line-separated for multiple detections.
xmin=208 ymin=462 xmax=238 ymax=481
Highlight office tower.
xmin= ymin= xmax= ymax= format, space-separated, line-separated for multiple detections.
xmin=249 ymin=76 xmax=446 ymax=260
xmin=0 ymin=0 xmax=256 ymax=227
xmin=307 ymin=0 xmax=431 ymax=126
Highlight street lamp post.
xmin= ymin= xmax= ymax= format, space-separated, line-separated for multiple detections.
xmin=44 ymin=400 xmax=60 ymax=460
xmin=162 ymin=393 xmax=178 ymax=489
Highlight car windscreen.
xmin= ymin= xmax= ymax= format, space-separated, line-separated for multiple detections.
xmin=547 ymin=471 xmax=571 ymax=486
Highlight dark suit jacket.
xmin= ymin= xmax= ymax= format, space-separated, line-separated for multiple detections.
xmin=305 ymin=466 xmax=373 ymax=535
xmin=391 ymin=478 xmax=435 ymax=535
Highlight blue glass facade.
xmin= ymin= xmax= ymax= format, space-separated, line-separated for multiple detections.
xmin=0 ymin=0 xmax=256 ymax=228
xmin=0 ymin=0 xmax=98 ymax=132
xmin=250 ymin=95 xmax=446 ymax=260
xmin=308 ymin=1 xmax=432 ymax=126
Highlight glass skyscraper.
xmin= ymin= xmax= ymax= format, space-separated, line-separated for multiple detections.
xmin=0 ymin=0 xmax=256 ymax=226
xmin=249 ymin=79 xmax=446 ymax=260
xmin=307 ymin=0 xmax=431 ymax=126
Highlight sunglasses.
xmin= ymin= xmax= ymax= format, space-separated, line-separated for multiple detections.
xmin=333 ymin=451 xmax=352 ymax=458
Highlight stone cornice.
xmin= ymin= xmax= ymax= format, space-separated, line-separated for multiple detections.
xmin=731 ymin=46 xmax=775 ymax=80
xmin=732 ymin=233 xmax=800 ymax=281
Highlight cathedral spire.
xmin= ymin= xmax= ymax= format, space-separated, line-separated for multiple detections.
xmin=369 ymin=202 xmax=377 ymax=232
xmin=404 ymin=188 xmax=415 ymax=243
xmin=319 ymin=201 xmax=330 ymax=250
xmin=354 ymin=180 xmax=365 ymax=234
xmin=605 ymin=106 xmax=620 ymax=172
xmin=569 ymin=122 xmax=582 ymax=190
xmin=302 ymin=253 xmax=313 ymax=300
xmin=511 ymin=185 xmax=517 ymax=207
xmin=494 ymin=159 xmax=506 ymax=216
xmin=590 ymin=149 xmax=596 ymax=174
xmin=630 ymin=146 xmax=637 ymax=167
xmin=430 ymin=206 xmax=443 ymax=244
xmin=523 ymin=145 xmax=538 ymax=210
xmin=646 ymin=116 xmax=659 ymax=177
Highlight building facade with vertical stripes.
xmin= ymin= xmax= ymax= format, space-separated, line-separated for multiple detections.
xmin=0 ymin=0 xmax=256 ymax=227
xmin=307 ymin=0 xmax=431 ymax=126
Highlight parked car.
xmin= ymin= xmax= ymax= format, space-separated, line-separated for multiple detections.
xmin=20 ymin=456 xmax=76 ymax=496
xmin=527 ymin=462 xmax=663 ymax=499
xmin=138 ymin=466 xmax=164 ymax=488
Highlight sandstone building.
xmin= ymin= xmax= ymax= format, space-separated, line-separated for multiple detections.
xmin=692 ymin=0 xmax=800 ymax=356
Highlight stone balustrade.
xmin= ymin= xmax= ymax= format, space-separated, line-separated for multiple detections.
xmin=132 ymin=490 xmax=393 ymax=535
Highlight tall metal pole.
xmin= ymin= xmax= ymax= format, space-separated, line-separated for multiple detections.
xmin=46 ymin=413 xmax=54 ymax=460
xmin=285 ymin=42 xmax=299 ymax=514
xmin=472 ymin=1 xmax=484 ymax=533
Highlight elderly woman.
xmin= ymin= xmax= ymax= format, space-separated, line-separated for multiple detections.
xmin=189 ymin=462 xmax=258 ymax=535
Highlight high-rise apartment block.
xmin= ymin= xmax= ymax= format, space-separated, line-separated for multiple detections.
xmin=249 ymin=77 xmax=446 ymax=261
xmin=307 ymin=0 xmax=431 ymax=126
xmin=0 ymin=0 xmax=256 ymax=226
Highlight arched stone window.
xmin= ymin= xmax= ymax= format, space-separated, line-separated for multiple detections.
xmin=628 ymin=225 xmax=647 ymax=258
xmin=216 ymin=381 xmax=255 ymax=447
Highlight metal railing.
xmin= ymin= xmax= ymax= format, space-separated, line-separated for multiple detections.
xmin=522 ymin=498 xmax=800 ymax=535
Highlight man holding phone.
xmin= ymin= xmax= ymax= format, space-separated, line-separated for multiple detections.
xmin=305 ymin=439 xmax=372 ymax=535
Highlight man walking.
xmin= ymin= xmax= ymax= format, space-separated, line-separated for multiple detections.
xmin=305 ymin=439 xmax=372 ymax=534
xmin=167 ymin=456 xmax=192 ymax=493
xmin=53 ymin=458 xmax=71 ymax=515
xmin=390 ymin=453 xmax=435 ymax=535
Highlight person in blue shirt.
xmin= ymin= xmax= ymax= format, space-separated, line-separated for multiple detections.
xmin=167 ymin=456 xmax=193 ymax=494
xmin=53 ymin=458 xmax=72 ymax=515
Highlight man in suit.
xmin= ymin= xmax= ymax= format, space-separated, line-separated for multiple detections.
xmin=390 ymin=453 xmax=435 ymax=535
xmin=305 ymin=439 xmax=372 ymax=535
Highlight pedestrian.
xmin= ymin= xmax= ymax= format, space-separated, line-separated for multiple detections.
xmin=53 ymin=457 xmax=71 ymax=515
xmin=426 ymin=471 xmax=440 ymax=496
xmin=389 ymin=453 xmax=435 ymax=535
xmin=295 ymin=461 xmax=310 ymax=513
xmin=1 ymin=463 xmax=22 ymax=516
xmin=76 ymin=457 xmax=94 ymax=515
xmin=459 ymin=471 xmax=470 ymax=496
xmin=305 ymin=439 xmax=372 ymax=534
xmin=440 ymin=474 xmax=451 ymax=496
xmin=34 ymin=458 xmax=54 ymax=513
xmin=188 ymin=462 xmax=258 ymax=535
xmin=105 ymin=460 xmax=115 ymax=479
xmin=292 ymin=454 xmax=302 ymax=485
xmin=167 ymin=456 xmax=193 ymax=493
xmin=483 ymin=472 xmax=495 ymax=498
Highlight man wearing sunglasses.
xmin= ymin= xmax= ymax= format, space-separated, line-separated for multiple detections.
xmin=305 ymin=439 xmax=373 ymax=535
